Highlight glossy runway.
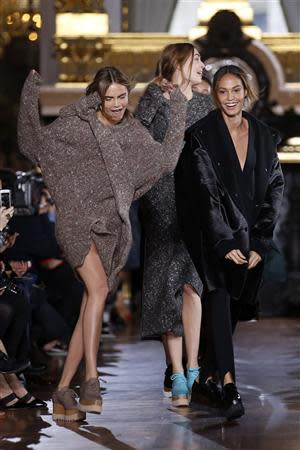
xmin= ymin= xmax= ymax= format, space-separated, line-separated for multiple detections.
xmin=0 ymin=319 xmax=299 ymax=450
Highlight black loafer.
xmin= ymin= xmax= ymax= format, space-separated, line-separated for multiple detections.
xmin=192 ymin=379 xmax=223 ymax=406
xmin=223 ymin=383 xmax=245 ymax=420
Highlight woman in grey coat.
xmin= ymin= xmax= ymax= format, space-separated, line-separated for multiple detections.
xmin=18 ymin=67 xmax=187 ymax=420
xmin=136 ymin=43 xmax=213 ymax=406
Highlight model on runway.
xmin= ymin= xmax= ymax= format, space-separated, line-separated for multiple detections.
xmin=136 ymin=43 xmax=213 ymax=407
xmin=175 ymin=65 xmax=284 ymax=419
xmin=18 ymin=67 xmax=188 ymax=421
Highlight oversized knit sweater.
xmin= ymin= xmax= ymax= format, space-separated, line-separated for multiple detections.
xmin=18 ymin=71 xmax=187 ymax=289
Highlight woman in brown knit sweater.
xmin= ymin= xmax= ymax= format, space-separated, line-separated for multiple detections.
xmin=18 ymin=67 xmax=187 ymax=421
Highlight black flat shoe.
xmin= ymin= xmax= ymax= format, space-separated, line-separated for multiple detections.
xmin=223 ymin=383 xmax=245 ymax=420
xmin=16 ymin=392 xmax=47 ymax=408
xmin=192 ymin=379 xmax=223 ymax=406
xmin=0 ymin=393 xmax=20 ymax=408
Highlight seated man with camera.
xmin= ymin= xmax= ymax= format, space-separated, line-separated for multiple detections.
xmin=0 ymin=202 xmax=46 ymax=409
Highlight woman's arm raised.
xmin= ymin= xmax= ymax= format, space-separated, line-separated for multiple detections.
xmin=135 ymin=83 xmax=166 ymax=129
xmin=18 ymin=70 xmax=43 ymax=164
xmin=133 ymin=88 xmax=187 ymax=199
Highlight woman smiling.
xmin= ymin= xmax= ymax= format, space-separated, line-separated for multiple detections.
xmin=175 ymin=65 xmax=284 ymax=420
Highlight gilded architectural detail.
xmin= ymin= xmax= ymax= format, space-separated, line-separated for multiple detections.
xmin=55 ymin=0 xmax=106 ymax=13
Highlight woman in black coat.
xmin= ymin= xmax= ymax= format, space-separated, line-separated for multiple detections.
xmin=175 ymin=65 xmax=284 ymax=419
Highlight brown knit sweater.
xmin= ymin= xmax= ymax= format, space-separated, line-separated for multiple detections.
xmin=18 ymin=71 xmax=187 ymax=289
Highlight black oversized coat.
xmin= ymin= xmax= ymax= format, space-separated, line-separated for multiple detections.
xmin=175 ymin=109 xmax=284 ymax=307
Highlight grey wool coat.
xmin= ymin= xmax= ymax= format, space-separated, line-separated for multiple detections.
xmin=136 ymin=83 xmax=214 ymax=337
xmin=18 ymin=71 xmax=188 ymax=289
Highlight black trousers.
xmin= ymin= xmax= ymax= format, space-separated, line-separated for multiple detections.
xmin=0 ymin=291 xmax=30 ymax=360
xmin=200 ymin=262 xmax=262 ymax=384
xmin=201 ymin=288 xmax=242 ymax=384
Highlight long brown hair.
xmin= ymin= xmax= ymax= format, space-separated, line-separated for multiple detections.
xmin=86 ymin=66 xmax=134 ymax=101
xmin=155 ymin=42 xmax=197 ymax=84
xmin=212 ymin=65 xmax=258 ymax=108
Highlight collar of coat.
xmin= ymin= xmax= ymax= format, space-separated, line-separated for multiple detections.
xmin=185 ymin=108 xmax=281 ymax=214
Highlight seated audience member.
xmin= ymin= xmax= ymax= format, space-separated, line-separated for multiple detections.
xmin=0 ymin=206 xmax=46 ymax=408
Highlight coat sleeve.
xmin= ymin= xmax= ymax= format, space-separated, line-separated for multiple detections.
xmin=18 ymin=70 xmax=43 ymax=165
xmin=133 ymin=89 xmax=187 ymax=199
xmin=135 ymin=83 xmax=165 ymax=128
xmin=250 ymin=153 xmax=284 ymax=257
xmin=183 ymin=135 xmax=240 ymax=259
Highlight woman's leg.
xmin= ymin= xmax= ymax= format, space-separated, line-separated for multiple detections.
xmin=58 ymin=241 xmax=108 ymax=387
xmin=58 ymin=292 xmax=87 ymax=389
xmin=206 ymin=289 xmax=235 ymax=384
xmin=166 ymin=334 xmax=183 ymax=374
xmin=206 ymin=289 xmax=244 ymax=419
xmin=77 ymin=242 xmax=109 ymax=381
xmin=166 ymin=333 xmax=189 ymax=406
xmin=182 ymin=284 xmax=201 ymax=369
xmin=0 ymin=374 xmax=18 ymax=407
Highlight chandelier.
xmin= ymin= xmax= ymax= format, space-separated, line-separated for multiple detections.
xmin=0 ymin=0 xmax=41 ymax=56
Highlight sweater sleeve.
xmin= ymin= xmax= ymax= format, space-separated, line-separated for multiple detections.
xmin=133 ymin=88 xmax=187 ymax=200
xmin=135 ymin=83 xmax=166 ymax=128
xmin=185 ymin=136 xmax=239 ymax=259
xmin=18 ymin=70 xmax=43 ymax=165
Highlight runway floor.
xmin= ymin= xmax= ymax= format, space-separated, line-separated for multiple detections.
xmin=0 ymin=318 xmax=299 ymax=450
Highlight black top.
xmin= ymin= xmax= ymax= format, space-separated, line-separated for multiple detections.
xmin=226 ymin=119 xmax=256 ymax=227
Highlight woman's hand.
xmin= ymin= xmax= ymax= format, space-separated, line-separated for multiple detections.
xmin=0 ymin=207 xmax=14 ymax=231
xmin=225 ymin=249 xmax=248 ymax=265
xmin=160 ymin=78 xmax=177 ymax=99
xmin=248 ymin=251 xmax=262 ymax=269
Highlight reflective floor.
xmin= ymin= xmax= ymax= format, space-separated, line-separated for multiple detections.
xmin=0 ymin=318 xmax=299 ymax=450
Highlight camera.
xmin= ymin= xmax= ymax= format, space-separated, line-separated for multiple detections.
xmin=0 ymin=272 xmax=22 ymax=295
xmin=0 ymin=189 xmax=12 ymax=208
xmin=0 ymin=170 xmax=45 ymax=216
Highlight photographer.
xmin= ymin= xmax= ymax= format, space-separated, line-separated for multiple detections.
xmin=0 ymin=206 xmax=46 ymax=408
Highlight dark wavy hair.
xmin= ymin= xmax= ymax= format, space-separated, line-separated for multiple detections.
xmin=212 ymin=65 xmax=258 ymax=109
xmin=86 ymin=66 xmax=134 ymax=101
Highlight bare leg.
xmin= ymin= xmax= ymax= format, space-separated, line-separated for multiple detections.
xmin=5 ymin=373 xmax=29 ymax=397
xmin=58 ymin=292 xmax=87 ymax=389
xmin=58 ymin=241 xmax=108 ymax=388
xmin=166 ymin=334 xmax=184 ymax=374
xmin=77 ymin=242 xmax=109 ymax=381
xmin=182 ymin=284 xmax=201 ymax=369
xmin=0 ymin=374 xmax=18 ymax=406
xmin=224 ymin=372 xmax=234 ymax=385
